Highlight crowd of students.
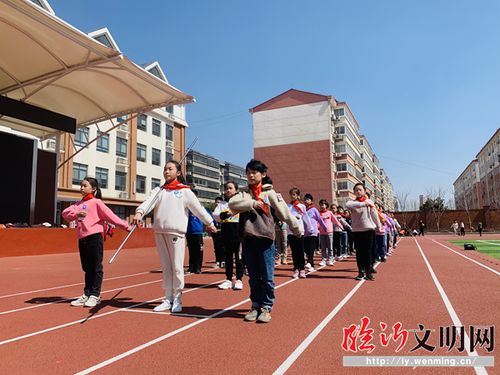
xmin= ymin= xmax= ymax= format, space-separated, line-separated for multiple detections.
xmin=63 ymin=158 xmax=401 ymax=323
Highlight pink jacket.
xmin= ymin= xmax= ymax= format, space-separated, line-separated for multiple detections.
xmin=318 ymin=210 xmax=344 ymax=235
xmin=62 ymin=198 xmax=130 ymax=239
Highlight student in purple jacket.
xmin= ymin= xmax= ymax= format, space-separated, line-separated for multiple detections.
xmin=303 ymin=193 xmax=327 ymax=272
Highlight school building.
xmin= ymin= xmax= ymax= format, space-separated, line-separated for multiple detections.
xmin=454 ymin=128 xmax=500 ymax=210
xmin=250 ymin=89 xmax=395 ymax=210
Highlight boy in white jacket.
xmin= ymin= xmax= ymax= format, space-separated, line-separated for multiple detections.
xmin=133 ymin=161 xmax=216 ymax=313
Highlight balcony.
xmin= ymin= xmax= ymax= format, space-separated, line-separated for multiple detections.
xmin=116 ymin=157 xmax=128 ymax=166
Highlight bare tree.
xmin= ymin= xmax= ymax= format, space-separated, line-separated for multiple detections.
xmin=422 ymin=187 xmax=448 ymax=232
xmin=395 ymin=191 xmax=410 ymax=229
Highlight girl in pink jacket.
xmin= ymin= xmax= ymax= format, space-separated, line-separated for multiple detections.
xmin=62 ymin=177 xmax=131 ymax=308
xmin=318 ymin=199 xmax=344 ymax=266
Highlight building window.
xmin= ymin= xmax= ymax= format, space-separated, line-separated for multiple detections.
xmin=166 ymin=150 xmax=173 ymax=162
xmin=136 ymin=175 xmax=146 ymax=194
xmin=72 ymin=163 xmax=87 ymax=185
xmin=334 ymin=108 xmax=345 ymax=118
xmin=152 ymin=178 xmax=161 ymax=189
xmin=96 ymin=167 xmax=108 ymax=189
xmin=165 ymin=105 xmax=174 ymax=114
xmin=137 ymin=114 xmax=147 ymax=131
xmin=137 ymin=143 xmax=147 ymax=162
xmin=335 ymin=144 xmax=346 ymax=153
xmin=336 ymin=163 xmax=347 ymax=172
xmin=165 ymin=124 xmax=174 ymax=142
xmin=74 ymin=127 xmax=89 ymax=147
xmin=115 ymin=171 xmax=127 ymax=191
xmin=152 ymin=118 xmax=161 ymax=136
xmin=337 ymin=181 xmax=348 ymax=190
xmin=116 ymin=136 xmax=128 ymax=157
xmin=152 ymin=148 xmax=161 ymax=166
xmin=336 ymin=126 xmax=345 ymax=134
xmin=96 ymin=131 xmax=109 ymax=152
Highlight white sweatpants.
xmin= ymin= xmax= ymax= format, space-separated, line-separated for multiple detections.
xmin=154 ymin=233 xmax=185 ymax=300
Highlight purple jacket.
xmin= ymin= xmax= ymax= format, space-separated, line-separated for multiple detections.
xmin=305 ymin=207 xmax=328 ymax=236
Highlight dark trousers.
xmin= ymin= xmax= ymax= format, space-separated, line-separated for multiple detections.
xmin=288 ymin=235 xmax=305 ymax=271
xmin=186 ymin=234 xmax=203 ymax=273
xmin=224 ymin=239 xmax=244 ymax=280
xmin=304 ymin=235 xmax=317 ymax=267
xmin=212 ymin=232 xmax=225 ymax=263
xmin=348 ymin=232 xmax=355 ymax=254
xmin=333 ymin=231 xmax=342 ymax=258
xmin=78 ymin=233 xmax=104 ymax=297
xmin=353 ymin=230 xmax=375 ymax=275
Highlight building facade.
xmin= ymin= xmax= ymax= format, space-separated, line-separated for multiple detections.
xmin=455 ymin=128 xmax=499 ymax=209
xmin=250 ymin=89 xmax=395 ymax=210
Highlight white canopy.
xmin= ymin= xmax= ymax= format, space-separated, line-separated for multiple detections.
xmin=0 ymin=0 xmax=194 ymax=138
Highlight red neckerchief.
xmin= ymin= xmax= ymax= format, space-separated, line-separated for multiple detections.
xmin=82 ymin=193 xmax=94 ymax=201
xmin=306 ymin=203 xmax=315 ymax=211
xmin=249 ymin=183 xmax=269 ymax=215
xmin=163 ymin=178 xmax=190 ymax=190
xmin=319 ymin=208 xmax=327 ymax=213
xmin=356 ymin=196 xmax=374 ymax=208
xmin=291 ymin=199 xmax=304 ymax=215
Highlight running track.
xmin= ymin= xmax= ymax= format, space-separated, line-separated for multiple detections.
xmin=1 ymin=234 xmax=498 ymax=374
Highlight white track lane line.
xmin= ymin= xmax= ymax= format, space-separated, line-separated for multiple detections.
xmin=431 ymin=239 xmax=500 ymax=277
xmin=414 ymin=238 xmax=488 ymax=375
xmin=477 ymin=240 xmax=500 ymax=246
xmin=273 ymin=262 xmax=381 ymax=375
xmin=0 ymin=279 xmax=162 ymax=315
xmin=75 ymin=266 xmax=327 ymax=375
xmin=120 ymin=310 xmax=210 ymax=319
xmin=0 ymin=269 xmax=161 ymax=299
xmin=0 ymin=278 xmax=224 ymax=346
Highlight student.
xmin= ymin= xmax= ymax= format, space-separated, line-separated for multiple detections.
xmin=62 ymin=177 xmax=131 ymax=307
xmin=229 ymin=159 xmax=301 ymax=323
xmin=186 ymin=191 xmax=206 ymax=274
xmin=478 ymin=222 xmax=483 ymax=236
xmin=274 ymin=220 xmax=288 ymax=265
xmin=304 ymin=193 xmax=327 ymax=271
xmin=287 ymin=188 xmax=314 ymax=278
xmin=211 ymin=196 xmax=226 ymax=268
xmin=346 ymin=183 xmax=382 ymax=281
xmin=459 ymin=221 xmax=465 ymax=236
xmin=213 ymin=181 xmax=243 ymax=290
xmin=418 ymin=220 xmax=425 ymax=236
xmin=451 ymin=221 xmax=459 ymax=236
xmin=318 ymin=200 xmax=344 ymax=266
xmin=133 ymin=160 xmax=217 ymax=313
xmin=332 ymin=205 xmax=351 ymax=260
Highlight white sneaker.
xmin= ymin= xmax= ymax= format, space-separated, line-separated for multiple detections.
xmin=171 ymin=298 xmax=182 ymax=313
xmin=218 ymin=280 xmax=233 ymax=290
xmin=307 ymin=264 xmax=315 ymax=272
xmin=292 ymin=269 xmax=299 ymax=279
xmin=327 ymin=259 xmax=335 ymax=266
xmin=318 ymin=259 xmax=326 ymax=267
xmin=220 ymin=261 xmax=225 ymax=267
xmin=213 ymin=262 xmax=220 ymax=268
xmin=233 ymin=279 xmax=243 ymax=290
xmin=70 ymin=294 xmax=88 ymax=307
xmin=305 ymin=262 xmax=312 ymax=270
xmin=153 ymin=299 xmax=172 ymax=312
xmin=84 ymin=295 xmax=100 ymax=307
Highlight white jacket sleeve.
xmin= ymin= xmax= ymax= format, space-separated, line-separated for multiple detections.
xmin=136 ymin=187 xmax=161 ymax=216
xmin=185 ymin=190 xmax=214 ymax=225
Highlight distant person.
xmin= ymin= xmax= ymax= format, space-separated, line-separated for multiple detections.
xmin=211 ymin=196 xmax=226 ymax=268
xmin=478 ymin=222 xmax=483 ymax=237
xmin=303 ymin=193 xmax=327 ymax=272
xmin=418 ymin=220 xmax=425 ymax=236
xmin=451 ymin=221 xmax=459 ymax=236
xmin=459 ymin=221 xmax=465 ymax=236
xmin=62 ymin=177 xmax=131 ymax=308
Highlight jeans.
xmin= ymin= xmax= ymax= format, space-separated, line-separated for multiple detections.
xmin=243 ymin=236 xmax=275 ymax=310
xmin=340 ymin=231 xmax=348 ymax=256
xmin=376 ymin=234 xmax=387 ymax=260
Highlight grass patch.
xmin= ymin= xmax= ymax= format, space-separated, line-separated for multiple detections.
xmin=448 ymin=240 xmax=500 ymax=259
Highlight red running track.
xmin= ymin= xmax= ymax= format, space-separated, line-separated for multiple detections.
xmin=0 ymin=234 xmax=498 ymax=374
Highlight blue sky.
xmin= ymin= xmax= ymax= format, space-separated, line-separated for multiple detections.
xmin=49 ymin=0 xmax=500 ymax=205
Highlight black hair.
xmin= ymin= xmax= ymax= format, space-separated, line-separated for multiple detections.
xmin=353 ymin=182 xmax=365 ymax=191
xmin=224 ymin=180 xmax=239 ymax=191
xmin=289 ymin=187 xmax=301 ymax=197
xmin=304 ymin=193 xmax=314 ymax=201
xmin=245 ymin=159 xmax=267 ymax=173
xmin=215 ymin=196 xmax=223 ymax=201
xmin=83 ymin=177 xmax=102 ymax=199
xmin=262 ymin=175 xmax=273 ymax=185
xmin=319 ymin=199 xmax=329 ymax=207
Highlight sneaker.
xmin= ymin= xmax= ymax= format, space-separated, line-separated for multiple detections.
xmin=233 ymin=279 xmax=243 ymax=290
xmin=70 ymin=294 xmax=89 ymax=307
xmin=299 ymin=270 xmax=306 ymax=278
xmin=281 ymin=259 xmax=288 ymax=265
xmin=244 ymin=309 xmax=259 ymax=321
xmin=327 ymin=259 xmax=335 ymax=266
xmin=305 ymin=262 xmax=312 ymax=270
xmin=257 ymin=307 xmax=272 ymax=323
xmin=275 ymin=259 xmax=282 ymax=266
xmin=292 ymin=269 xmax=299 ymax=279
xmin=153 ymin=299 xmax=172 ymax=312
xmin=307 ymin=264 xmax=315 ymax=272
xmin=370 ymin=268 xmax=377 ymax=274
xmin=171 ymin=298 xmax=182 ymax=313
xmin=84 ymin=295 xmax=100 ymax=307
xmin=318 ymin=259 xmax=326 ymax=267
xmin=365 ymin=273 xmax=375 ymax=281
xmin=355 ymin=273 xmax=364 ymax=280
xmin=220 ymin=261 xmax=225 ymax=268
xmin=218 ymin=280 xmax=233 ymax=290
xmin=381 ymin=257 xmax=387 ymax=263
xmin=213 ymin=262 xmax=220 ymax=269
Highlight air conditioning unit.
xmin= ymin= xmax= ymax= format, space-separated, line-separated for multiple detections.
xmin=166 ymin=140 xmax=174 ymax=148
xmin=119 ymin=192 xmax=129 ymax=199
xmin=335 ymin=153 xmax=342 ymax=157
xmin=116 ymin=157 xmax=128 ymax=166
xmin=335 ymin=134 xmax=344 ymax=140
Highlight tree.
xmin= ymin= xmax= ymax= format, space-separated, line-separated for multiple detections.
xmin=421 ymin=188 xmax=448 ymax=232
xmin=395 ymin=191 xmax=410 ymax=229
